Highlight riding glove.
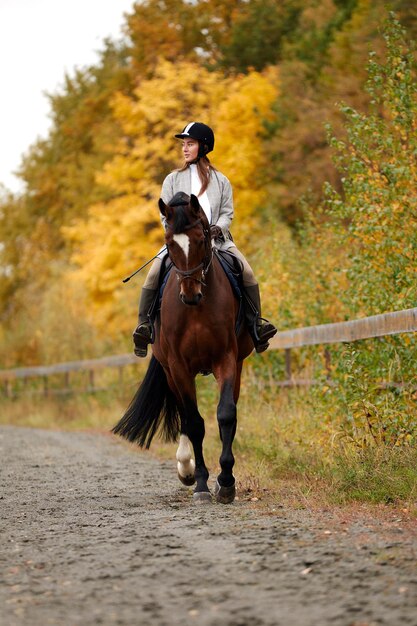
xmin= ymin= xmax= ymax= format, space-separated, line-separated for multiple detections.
xmin=210 ymin=225 xmax=223 ymax=240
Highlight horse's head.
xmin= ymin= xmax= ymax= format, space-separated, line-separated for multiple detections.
xmin=159 ymin=192 xmax=212 ymax=305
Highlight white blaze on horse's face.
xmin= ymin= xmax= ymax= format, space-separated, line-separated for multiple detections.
xmin=172 ymin=233 xmax=190 ymax=263
xmin=170 ymin=223 xmax=203 ymax=305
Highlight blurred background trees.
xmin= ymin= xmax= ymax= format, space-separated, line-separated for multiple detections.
xmin=1 ymin=1 xmax=417 ymax=368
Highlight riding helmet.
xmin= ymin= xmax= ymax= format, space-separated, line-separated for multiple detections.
xmin=175 ymin=122 xmax=215 ymax=157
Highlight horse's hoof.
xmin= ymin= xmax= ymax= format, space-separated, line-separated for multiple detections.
xmin=192 ymin=491 xmax=212 ymax=503
xmin=178 ymin=472 xmax=196 ymax=486
xmin=177 ymin=457 xmax=195 ymax=487
xmin=214 ymin=479 xmax=236 ymax=504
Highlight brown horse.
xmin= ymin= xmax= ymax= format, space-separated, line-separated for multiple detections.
xmin=113 ymin=192 xmax=253 ymax=503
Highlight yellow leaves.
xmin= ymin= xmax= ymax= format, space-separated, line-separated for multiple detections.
xmin=113 ymin=59 xmax=225 ymax=152
xmin=97 ymin=157 xmax=145 ymax=194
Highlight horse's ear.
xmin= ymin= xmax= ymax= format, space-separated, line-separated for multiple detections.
xmin=190 ymin=194 xmax=200 ymax=216
xmin=159 ymin=198 xmax=172 ymax=219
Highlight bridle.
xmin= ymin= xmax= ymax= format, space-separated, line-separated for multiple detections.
xmin=166 ymin=217 xmax=213 ymax=287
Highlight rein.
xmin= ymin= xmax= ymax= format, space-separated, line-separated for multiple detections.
xmin=166 ymin=217 xmax=213 ymax=286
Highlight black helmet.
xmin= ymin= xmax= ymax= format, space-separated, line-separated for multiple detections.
xmin=175 ymin=122 xmax=215 ymax=157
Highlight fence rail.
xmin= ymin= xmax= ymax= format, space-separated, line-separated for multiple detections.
xmin=269 ymin=306 xmax=417 ymax=382
xmin=268 ymin=307 xmax=417 ymax=349
xmin=0 ymin=354 xmax=138 ymax=398
xmin=0 ymin=353 xmax=138 ymax=381
xmin=2 ymin=307 xmax=417 ymax=396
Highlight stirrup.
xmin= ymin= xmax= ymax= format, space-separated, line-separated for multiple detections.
xmin=256 ymin=318 xmax=277 ymax=343
xmin=252 ymin=318 xmax=277 ymax=354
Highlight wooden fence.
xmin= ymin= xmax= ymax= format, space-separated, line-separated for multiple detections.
xmin=1 ymin=307 xmax=417 ymax=397
xmin=269 ymin=306 xmax=417 ymax=381
xmin=0 ymin=354 xmax=138 ymax=398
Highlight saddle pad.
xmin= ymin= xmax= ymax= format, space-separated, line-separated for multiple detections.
xmin=214 ymin=249 xmax=243 ymax=301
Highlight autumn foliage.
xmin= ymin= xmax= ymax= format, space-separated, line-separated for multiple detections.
xmin=1 ymin=4 xmax=417 ymax=415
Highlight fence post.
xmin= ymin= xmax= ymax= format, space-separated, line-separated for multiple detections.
xmin=285 ymin=348 xmax=292 ymax=382
xmin=4 ymin=379 xmax=11 ymax=398
xmin=324 ymin=348 xmax=331 ymax=380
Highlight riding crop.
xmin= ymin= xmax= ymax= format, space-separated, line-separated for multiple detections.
xmin=122 ymin=247 xmax=167 ymax=283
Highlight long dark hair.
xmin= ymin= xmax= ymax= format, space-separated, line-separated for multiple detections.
xmin=177 ymin=154 xmax=217 ymax=195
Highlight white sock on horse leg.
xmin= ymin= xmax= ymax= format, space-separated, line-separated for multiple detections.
xmin=176 ymin=434 xmax=195 ymax=478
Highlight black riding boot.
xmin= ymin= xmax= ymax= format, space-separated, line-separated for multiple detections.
xmin=133 ymin=287 xmax=158 ymax=358
xmin=243 ymin=284 xmax=277 ymax=353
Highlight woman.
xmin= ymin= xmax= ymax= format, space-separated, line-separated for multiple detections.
xmin=133 ymin=121 xmax=277 ymax=357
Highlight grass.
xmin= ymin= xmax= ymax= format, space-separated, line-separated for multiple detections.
xmin=331 ymin=446 xmax=417 ymax=505
xmin=1 ymin=359 xmax=417 ymax=513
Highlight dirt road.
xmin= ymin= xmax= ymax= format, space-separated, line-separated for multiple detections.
xmin=1 ymin=425 xmax=416 ymax=626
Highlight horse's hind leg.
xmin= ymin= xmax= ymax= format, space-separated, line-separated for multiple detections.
xmin=168 ymin=370 xmax=210 ymax=501
xmin=164 ymin=370 xmax=196 ymax=488
xmin=176 ymin=433 xmax=195 ymax=486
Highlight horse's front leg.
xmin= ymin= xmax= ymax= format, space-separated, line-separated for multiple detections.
xmin=183 ymin=397 xmax=211 ymax=502
xmin=213 ymin=359 xmax=239 ymax=504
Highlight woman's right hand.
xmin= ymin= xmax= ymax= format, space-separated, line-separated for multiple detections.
xmin=210 ymin=225 xmax=224 ymax=240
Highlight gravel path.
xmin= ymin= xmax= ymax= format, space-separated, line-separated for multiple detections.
xmin=1 ymin=425 xmax=417 ymax=626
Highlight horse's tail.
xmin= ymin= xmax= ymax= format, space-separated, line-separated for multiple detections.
xmin=112 ymin=356 xmax=180 ymax=449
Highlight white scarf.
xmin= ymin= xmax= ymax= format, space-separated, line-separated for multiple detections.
xmin=190 ymin=164 xmax=211 ymax=224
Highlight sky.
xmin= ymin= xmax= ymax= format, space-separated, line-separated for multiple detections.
xmin=0 ymin=0 xmax=135 ymax=193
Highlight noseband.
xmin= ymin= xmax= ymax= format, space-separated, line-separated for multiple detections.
xmin=166 ymin=217 xmax=213 ymax=286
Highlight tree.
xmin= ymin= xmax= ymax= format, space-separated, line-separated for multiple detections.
xmin=220 ymin=0 xmax=303 ymax=72
xmin=324 ymin=13 xmax=417 ymax=316
xmin=266 ymin=0 xmax=389 ymax=225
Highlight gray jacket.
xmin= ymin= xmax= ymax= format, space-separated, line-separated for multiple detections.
xmin=160 ymin=167 xmax=235 ymax=251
